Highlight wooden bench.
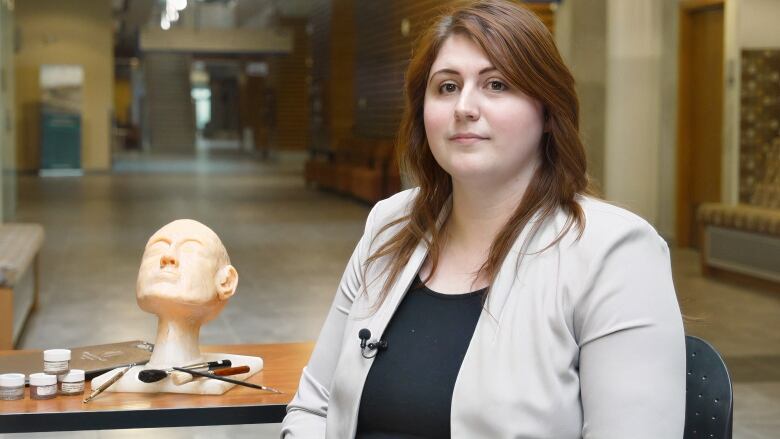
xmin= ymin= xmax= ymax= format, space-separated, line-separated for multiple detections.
xmin=305 ymin=137 xmax=402 ymax=204
xmin=350 ymin=139 xmax=398 ymax=204
xmin=304 ymin=137 xmax=355 ymax=192
xmin=0 ymin=223 xmax=44 ymax=349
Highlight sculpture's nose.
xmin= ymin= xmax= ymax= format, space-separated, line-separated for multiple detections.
xmin=160 ymin=252 xmax=178 ymax=269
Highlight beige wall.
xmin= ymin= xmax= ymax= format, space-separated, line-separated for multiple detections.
xmin=736 ymin=0 xmax=780 ymax=48
xmin=139 ymin=27 xmax=292 ymax=53
xmin=14 ymin=0 xmax=113 ymax=171
xmin=657 ymin=0 xmax=680 ymax=241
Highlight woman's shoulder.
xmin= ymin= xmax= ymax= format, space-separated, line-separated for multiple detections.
xmin=367 ymin=187 xmax=419 ymax=230
xmin=576 ymin=195 xmax=654 ymax=229
xmin=566 ymin=195 xmax=668 ymax=251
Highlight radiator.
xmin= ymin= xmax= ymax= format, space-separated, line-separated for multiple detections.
xmin=704 ymin=226 xmax=780 ymax=283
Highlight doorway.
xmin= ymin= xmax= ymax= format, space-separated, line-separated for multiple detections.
xmin=676 ymin=0 xmax=725 ymax=249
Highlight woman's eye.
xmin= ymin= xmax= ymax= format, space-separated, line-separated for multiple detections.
xmin=439 ymin=83 xmax=458 ymax=94
xmin=488 ymin=80 xmax=507 ymax=91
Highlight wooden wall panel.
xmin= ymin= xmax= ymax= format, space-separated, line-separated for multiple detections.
xmin=353 ymin=0 xmax=449 ymax=140
xmin=269 ymin=17 xmax=310 ymax=150
xmin=526 ymin=3 xmax=556 ymax=34
xmin=329 ymin=0 xmax=356 ymax=148
xmin=352 ymin=1 xmax=556 ymax=141
xmin=308 ymin=0 xmax=355 ymax=151
xmin=309 ymin=0 xmax=331 ymax=151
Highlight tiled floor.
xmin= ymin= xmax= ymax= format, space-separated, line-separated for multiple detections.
xmin=2 ymin=150 xmax=778 ymax=438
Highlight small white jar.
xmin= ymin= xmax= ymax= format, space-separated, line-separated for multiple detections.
xmin=43 ymin=349 xmax=71 ymax=375
xmin=0 ymin=373 xmax=26 ymax=401
xmin=58 ymin=369 xmax=85 ymax=396
xmin=29 ymin=373 xmax=58 ymax=400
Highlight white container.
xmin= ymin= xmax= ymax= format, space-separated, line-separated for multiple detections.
xmin=43 ymin=349 xmax=71 ymax=375
xmin=0 ymin=373 xmax=26 ymax=401
xmin=30 ymin=373 xmax=58 ymax=400
xmin=58 ymin=369 xmax=85 ymax=396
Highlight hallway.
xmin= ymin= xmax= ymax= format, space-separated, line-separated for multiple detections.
xmin=5 ymin=154 xmax=779 ymax=438
xmin=15 ymin=152 xmax=369 ymax=350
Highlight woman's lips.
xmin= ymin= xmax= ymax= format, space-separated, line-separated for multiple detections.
xmin=449 ymin=134 xmax=488 ymax=144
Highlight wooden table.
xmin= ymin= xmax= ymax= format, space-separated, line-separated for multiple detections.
xmin=0 ymin=342 xmax=313 ymax=433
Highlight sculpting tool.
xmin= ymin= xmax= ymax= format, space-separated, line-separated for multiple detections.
xmin=83 ymin=363 xmax=135 ymax=403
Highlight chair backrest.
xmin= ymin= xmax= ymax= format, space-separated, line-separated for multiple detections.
xmin=684 ymin=335 xmax=733 ymax=439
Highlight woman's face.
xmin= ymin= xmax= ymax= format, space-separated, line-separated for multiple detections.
xmin=424 ymin=33 xmax=545 ymax=188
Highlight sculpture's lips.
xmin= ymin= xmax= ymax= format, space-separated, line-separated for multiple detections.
xmin=155 ymin=270 xmax=179 ymax=281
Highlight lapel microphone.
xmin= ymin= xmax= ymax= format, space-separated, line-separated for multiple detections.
xmin=359 ymin=328 xmax=388 ymax=359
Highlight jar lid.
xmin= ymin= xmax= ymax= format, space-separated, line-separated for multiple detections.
xmin=29 ymin=372 xmax=57 ymax=386
xmin=0 ymin=373 xmax=25 ymax=387
xmin=59 ymin=369 xmax=85 ymax=383
xmin=43 ymin=349 xmax=71 ymax=361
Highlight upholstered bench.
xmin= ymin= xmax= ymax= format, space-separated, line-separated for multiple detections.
xmin=0 ymin=223 xmax=44 ymax=349
xmin=697 ymin=203 xmax=780 ymax=286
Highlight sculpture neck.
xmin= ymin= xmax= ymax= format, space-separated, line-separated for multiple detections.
xmin=148 ymin=317 xmax=204 ymax=368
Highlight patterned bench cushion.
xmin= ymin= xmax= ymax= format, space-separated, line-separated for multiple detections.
xmin=698 ymin=203 xmax=780 ymax=236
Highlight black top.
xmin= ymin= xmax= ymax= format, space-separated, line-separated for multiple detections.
xmin=355 ymin=276 xmax=486 ymax=439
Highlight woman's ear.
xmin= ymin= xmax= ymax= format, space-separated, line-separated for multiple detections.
xmin=215 ymin=265 xmax=238 ymax=301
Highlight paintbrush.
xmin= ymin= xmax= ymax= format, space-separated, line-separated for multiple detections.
xmin=171 ymin=365 xmax=251 ymax=385
xmin=171 ymin=366 xmax=281 ymax=393
xmin=138 ymin=359 xmax=232 ymax=383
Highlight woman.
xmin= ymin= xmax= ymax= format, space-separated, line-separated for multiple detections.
xmin=281 ymin=1 xmax=685 ymax=438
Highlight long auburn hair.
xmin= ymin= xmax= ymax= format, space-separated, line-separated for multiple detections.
xmin=364 ymin=0 xmax=593 ymax=312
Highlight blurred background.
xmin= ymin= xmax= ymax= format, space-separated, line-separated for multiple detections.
xmin=0 ymin=0 xmax=777 ymax=437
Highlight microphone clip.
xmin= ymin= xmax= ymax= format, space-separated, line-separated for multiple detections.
xmin=358 ymin=328 xmax=388 ymax=359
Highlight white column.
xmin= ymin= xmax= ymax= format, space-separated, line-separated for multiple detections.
xmin=604 ymin=0 xmax=663 ymax=225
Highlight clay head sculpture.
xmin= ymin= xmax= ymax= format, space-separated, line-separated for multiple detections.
xmin=137 ymin=219 xmax=238 ymax=368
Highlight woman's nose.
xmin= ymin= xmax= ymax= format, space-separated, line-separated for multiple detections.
xmin=454 ymin=88 xmax=480 ymax=121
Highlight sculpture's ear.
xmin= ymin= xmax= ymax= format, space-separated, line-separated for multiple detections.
xmin=215 ymin=265 xmax=238 ymax=301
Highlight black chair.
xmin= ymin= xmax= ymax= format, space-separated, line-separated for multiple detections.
xmin=684 ymin=335 xmax=733 ymax=439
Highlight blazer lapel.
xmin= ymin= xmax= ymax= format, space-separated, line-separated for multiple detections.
xmin=481 ymin=238 xmax=525 ymax=340
xmin=480 ymin=208 xmax=558 ymax=340
xmin=368 ymin=195 xmax=451 ymax=334
xmin=368 ymin=237 xmax=428 ymax=337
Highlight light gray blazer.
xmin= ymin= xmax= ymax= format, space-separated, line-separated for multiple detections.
xmin=281 ymin=188 xmax=686 ymax=438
